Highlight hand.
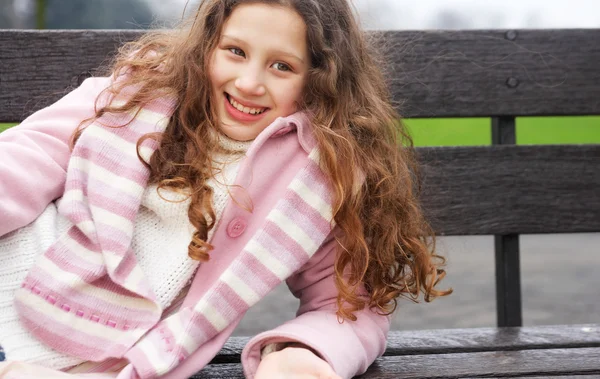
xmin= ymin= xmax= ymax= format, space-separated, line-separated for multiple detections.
xmin=254 ymin=346 xmax=342 ymax=379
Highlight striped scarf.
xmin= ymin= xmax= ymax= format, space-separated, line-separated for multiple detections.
xmin=13 ymin=93 xmax=335 ymax=378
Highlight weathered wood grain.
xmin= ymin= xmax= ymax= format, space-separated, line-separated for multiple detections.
xmin=190 ymin=363 xmax=243 ymax=379
xmin=196 ymin=347 xmax=600 ymax=378
xmin=462 ymin=377 xmax=600 ymax=379
xmin=356 ymin=348 xmax=600 ymax=378
xmin=383 ymin=29 xmax=600 ymax=118
xmin=417 ymin=145 xmax=600 ymax=235
xmin=383 ymin=324 xmax=600 ymax=356
xmin=0 ymin=30 xmax=141 ymax=122
xmin=211 ymin=324 xmax=600 ymax=364
xmin=2 ymin=29 xmax=600 ymax=121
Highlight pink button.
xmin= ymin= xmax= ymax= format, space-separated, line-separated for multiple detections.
xmin=226 ymin=218 xmax=247 ymax=238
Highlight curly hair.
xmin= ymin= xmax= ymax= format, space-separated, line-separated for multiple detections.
xmin=74 ymin=0 xmax=451 ymax=321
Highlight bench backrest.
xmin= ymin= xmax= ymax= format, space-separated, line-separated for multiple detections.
xmin=1 ymin=29 xmax=599 ymax=327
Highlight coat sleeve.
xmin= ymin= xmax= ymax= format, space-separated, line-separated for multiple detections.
xmin=241 ymin=232 xmax=391 ymax=379
xmin=0 ymin=77 xmax=112 ymax=238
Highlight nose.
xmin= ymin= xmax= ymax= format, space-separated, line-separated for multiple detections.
xmin=234 ymin=64 xmax=266 ymax=97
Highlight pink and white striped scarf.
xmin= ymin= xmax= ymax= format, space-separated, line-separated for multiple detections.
xmin=13 ymin=90 xmax=335 ymax=378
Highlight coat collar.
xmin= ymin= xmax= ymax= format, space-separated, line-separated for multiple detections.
xmin=254 ymin=111 xmax=316 ymax=155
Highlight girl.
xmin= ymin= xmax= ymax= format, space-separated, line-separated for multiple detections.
xmin=0 ymin=0 xmax=451 ymax=378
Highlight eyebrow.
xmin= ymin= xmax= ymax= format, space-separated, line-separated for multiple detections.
xmin=221 ymin=35 xmax=306 ymax=64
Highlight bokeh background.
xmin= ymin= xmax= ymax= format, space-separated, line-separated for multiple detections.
xmin=1 ymin=0 xmax=599 ymax=334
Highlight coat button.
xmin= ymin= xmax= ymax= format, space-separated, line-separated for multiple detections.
xmin=227 ymin=218 xmax=247 ymax=238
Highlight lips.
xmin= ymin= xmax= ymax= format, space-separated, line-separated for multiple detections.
xmin=224 ymin=93 xmax=270 ymax=122
xmin=226 ymin=93 xmax=268 ymax=113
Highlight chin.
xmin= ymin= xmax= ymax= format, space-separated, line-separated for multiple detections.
xmin=220 ymin=127 xmax=256 ymax=142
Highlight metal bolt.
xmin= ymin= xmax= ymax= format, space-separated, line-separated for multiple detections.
xmin=505 ymin=30 xmax=518 ymax=41
xmin=506 ymin=77 xmax=520 ymax=88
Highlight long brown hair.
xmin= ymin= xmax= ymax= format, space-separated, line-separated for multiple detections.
xmin=74 ymin=0 xmax=451 ymax=320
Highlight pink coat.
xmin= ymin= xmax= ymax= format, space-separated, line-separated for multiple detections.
xmin=0 ymin=77 xmax=389 ymax=379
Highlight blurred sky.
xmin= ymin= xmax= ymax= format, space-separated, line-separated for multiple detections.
xmin=148 ymin=0 xmax=600 ymax=30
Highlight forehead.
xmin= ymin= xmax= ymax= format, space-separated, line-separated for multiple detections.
xmin=222 ymin=3 xmax=308 ymax=56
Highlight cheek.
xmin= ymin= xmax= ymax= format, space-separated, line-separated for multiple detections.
xmin=208 ymin=54 xmax=227 ymax=88
xmin=208 ymin=66 xmax=222 ymax=89
xmin=277 ymin=81 xmax=305 ymax=110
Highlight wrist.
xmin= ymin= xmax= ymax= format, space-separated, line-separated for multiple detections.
xmin=260 ymin=341 xmax=322 ymax=361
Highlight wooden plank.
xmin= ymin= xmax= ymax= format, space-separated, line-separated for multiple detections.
xmin=469 ymin=378 xmax=600 ymax=379
xmin=190 ymin=369 xmax=600 ymax=379
xmin=212 ymin=324 xmax=600 ymax=364
xmin=0 ymin=30 xmax=141 ymax=122
xmin=212 ymin=324 xmax=600 ymax=363
xmin=384 ymin=29 xmax=600 ymax=118
xmin=356 ymin=348 xmax=600 ymax=379
xmin=201 ymin=325 xmax=600 ymax=377
xmin=2 ymin=29 xmax=600 ymax=121
xmin=195 ymin=348 xmax=600 ymax=378
xmin=191 ymin=364 xmax=243 ymax=379
xmin=417 ymin=145 xmax=600 ymax=235
xmin=383 ymin=324 xmax=600 ymax=356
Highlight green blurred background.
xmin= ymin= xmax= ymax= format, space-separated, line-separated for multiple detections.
xmin=405 ymin=116 xmax=600 ymax=146
xmin=4 ymin=117 xmax=600 ymax=146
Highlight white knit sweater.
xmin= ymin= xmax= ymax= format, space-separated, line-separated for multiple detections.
xmin=0 ymin=135 xmax=251 ymax=369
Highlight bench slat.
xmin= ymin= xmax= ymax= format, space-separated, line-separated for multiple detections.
xmin=385 ymin=29 xmax=600 ymax=118
xmin=196 ymin=347 xmax=600 ymax=378
xmin=418 ymin=145 xmax=600 ymax=235
xmin=211 ymin=324 xmax=600 ymax=364
xmin=384 ymin=324 xmax=600 ymax=355
xmin=2 ymin=29 xmax=600 ymax=121
xmin=0 ymin=30 xmax=140 ymax=123
xmin=463 ymin=377 xmax=600 ymax=379
xmin=190 ymin=363 xmax=243 ymax=379
xmin=357 ymin=348 xmax=600 ymax=378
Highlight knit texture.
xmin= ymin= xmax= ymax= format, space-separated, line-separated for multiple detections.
xmin=8 ymin=87 xmax=334 ymax=378
xmin=0 ymin=204 xmax=81 ymax=370
xmin=0 ymin=131 xmax=251 ymax=370
xmin=124 ymin=147 xmax=334 ymax=378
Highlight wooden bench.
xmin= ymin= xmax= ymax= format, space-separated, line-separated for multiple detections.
xmin=1 ymin=29 xmax=600 ymax=378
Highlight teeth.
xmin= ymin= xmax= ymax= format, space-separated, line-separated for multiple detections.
xmin=228 ymin=95 xmax=265 ymax=115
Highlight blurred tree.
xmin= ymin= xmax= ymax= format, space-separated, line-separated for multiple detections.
xmin=36 ymin=0 xmax=46 ymax=29
xmin=45 ymin=0 xmax=154 ymax=29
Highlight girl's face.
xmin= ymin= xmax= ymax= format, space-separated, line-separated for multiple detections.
xmin=209 ymin=3 xmax=310 ymax=141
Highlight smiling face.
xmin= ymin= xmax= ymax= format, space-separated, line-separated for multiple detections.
xmin=208 ymin=3 xmax=310 ymax=141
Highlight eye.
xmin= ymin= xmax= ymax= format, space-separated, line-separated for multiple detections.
xmin=272 ymin=62 xmax=292 ymax=72
xmin=228 ymin=47 xmax=245 ymax=57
